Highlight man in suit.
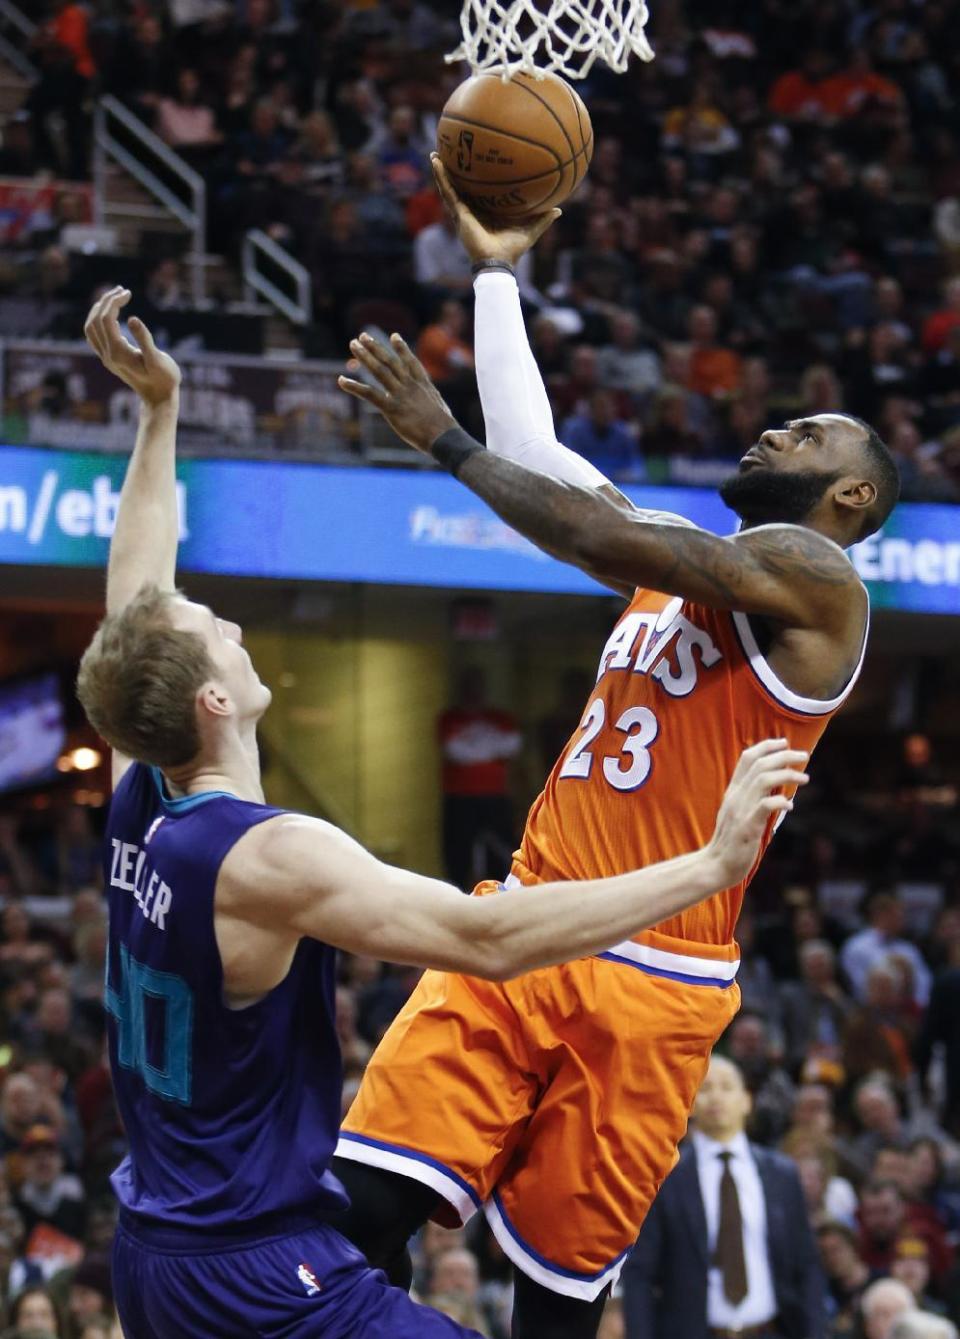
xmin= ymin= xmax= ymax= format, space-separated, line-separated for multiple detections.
xmin=623 ymin=1055 xmax=826 ymax=1339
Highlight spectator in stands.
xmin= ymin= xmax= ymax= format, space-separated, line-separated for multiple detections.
xmin=155 ymin=69 xmax=223 ymax=161
xmin=14 ymin=1124 xmax=85 ymax=1246
xmin=921 ymin=279 xmax=960 ymax=355
xmin=370 ymin=105 xmax=429 ymax=201
xmin=890 ymin=1236 xmax=946 ymax=1318
xmin=27 ymin=0 xmax=95 ymax=181
xmin=817 ymin=1221 xmax=872 ymax=1334
xmin=560 ymin=390 xmax=642 ymax=482
xmin=794 ymin=1147 xmax=858 ymax=1231
xmin=414 ymin=213 xmax=472 ymax=296
xmin=768 ymin=48 xmax=834 ymax=121
xmin=890 ymin=1318 xmax=958 ymax=1339
xmin=842 ymin=961 xmax=915 ymax=1087
xmin=437 ymin=668 xmax=520 ymax=892
xmin=596 ymin=311 xmax=662 ymax=400
xmin=423 ymin=1248 xmax=492 ymax=1336
xmin=64 ymin=1259 xmax=112 ymax=1336
xmin=845 ymin=1081 xmax=908 ymax=1176
xmin=415 ymin=300 xmax=474 ymax=418
xmin=726 ymin=1012 xmax=796 ymax=1144
xmin=842 ymin=892 xmax=932 ymax=1007
xmin=917 ymin=957 xmax=960 ymax=1136
xmin=686 ymin=305 xmax=742 ymax=399
xmin=860 ymin=1279 xmax=916 ymax=1339
xmin=779 ymin=940 xmax=852 ymax=1073
xmin=3 ymin=1285 xmax=62 ymax=1338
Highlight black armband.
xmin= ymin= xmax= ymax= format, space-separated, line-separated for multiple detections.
xmin=431 ymin=426 xmax=486 ymax=477
xmin=471 ymin=259 xmax=516 ymax=279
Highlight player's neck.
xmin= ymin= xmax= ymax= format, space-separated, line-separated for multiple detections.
xmin=164 ymin=728 xmax=265 ymax=805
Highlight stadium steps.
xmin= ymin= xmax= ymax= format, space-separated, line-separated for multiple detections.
xmin=0 ymin=52 xmax=29 ymax=125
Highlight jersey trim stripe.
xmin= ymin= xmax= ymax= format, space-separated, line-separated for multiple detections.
xmin=730 ymin=605 xmax=870 ymax=717
xmin=597 ymin=944 xmax=739 ymax=987
xmin=334 ymin=1133 xmax=481 ymax=1223
xmin=484 ymin=1191 xmax=630 ymax=1301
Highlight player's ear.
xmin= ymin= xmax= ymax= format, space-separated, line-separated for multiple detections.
xmin=197 ymin=681 xmax=233 ymax=720
xmin=834 ymin=476 xmax=876 ymax=520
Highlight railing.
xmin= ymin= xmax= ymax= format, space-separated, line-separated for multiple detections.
xmin=0 ymin=0 xmax=36 ymax=80
xmin=93 ymin=95 xmax=206 ymax=306
xmin=242 ymin=229 xmax=313 ymax=326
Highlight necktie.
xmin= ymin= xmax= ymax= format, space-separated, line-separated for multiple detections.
xmin=714 ymin=1150 xmax=748 ymax=1305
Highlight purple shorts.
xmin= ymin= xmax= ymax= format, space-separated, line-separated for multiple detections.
xmin=113 ymin=1214 xmax=483 ymax=1338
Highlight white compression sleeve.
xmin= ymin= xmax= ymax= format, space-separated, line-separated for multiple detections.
xmin=473 ymin=271 xmax=612 ymax=489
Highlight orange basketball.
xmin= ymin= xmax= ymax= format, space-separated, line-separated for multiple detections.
xmin=436 ymin=70 xmax=593 ymax=222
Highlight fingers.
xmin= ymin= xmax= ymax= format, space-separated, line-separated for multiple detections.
xmin=752 ymin=767 xmax=809 ymax=793
xmin=349 ymin=333 xmax=403 ymax=393
xmin=389 ymin=332 xmax=429 ymax=382
xmin=430 ymin=153 xmax=462 ymax=220
xmin=128 ymin=315 xmax=156 ymax=358
xmin=529 ymin=208 xmax=562 ymax=244
xmin=337 ymin=375 xmax=387 ymax=410
xmin=84 ymin=285 xmax=125 ymax=356
xmin=85 ymin=286 xmax=137 ymax=366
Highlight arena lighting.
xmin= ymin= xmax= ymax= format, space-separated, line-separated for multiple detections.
xmin=57 ymin=747 xmax=103 ymax=772
xmin=70 ymin=747 xmax=102 ymax=771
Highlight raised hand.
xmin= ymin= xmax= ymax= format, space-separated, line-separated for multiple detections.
xmin=83 ymin=287 xmax=180 ymax=407
xmin=708 ymin=739 xmax=809 ymax=886
xmin=431 ymin=154 xmax=560 ymax=268
xmin=338 ymin=331 xmax=457 ymax=453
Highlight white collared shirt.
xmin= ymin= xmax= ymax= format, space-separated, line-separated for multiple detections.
xmin=692 ymin=1129 xmax=778 ymax=1329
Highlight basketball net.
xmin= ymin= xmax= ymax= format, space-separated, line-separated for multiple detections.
xmin=447 ymin=0 xmax=655 ymax=80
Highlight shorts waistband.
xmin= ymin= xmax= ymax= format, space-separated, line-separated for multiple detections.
xmin=501 ymin=874 xmax=740 ymax=987
xmin=118 ymin=1206 xmax=330 ymax=1253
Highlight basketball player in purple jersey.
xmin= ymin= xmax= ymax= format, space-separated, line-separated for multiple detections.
xmin=78 ymin=287 xmax=806 ymax=1338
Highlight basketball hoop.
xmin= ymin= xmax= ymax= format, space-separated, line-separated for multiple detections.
xmin=447 ymin=0 xmax=655 ymax=80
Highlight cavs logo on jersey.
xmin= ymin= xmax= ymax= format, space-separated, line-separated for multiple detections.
xmin=595 ymin=595 xmax=722 ymax=697
xmin=297 ymin=1263 xmax=321 ymax=1296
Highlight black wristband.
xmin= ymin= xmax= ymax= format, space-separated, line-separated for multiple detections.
xmin=431 ymin=426 xmax=486 ymax=477
xmin=471 ymin=259 xmax=516 ymax=278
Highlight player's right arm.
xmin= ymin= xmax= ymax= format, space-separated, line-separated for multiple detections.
xmin=224 ymin=741 xmax=806 ymax=982
xmin=83 ymin=289 xmax=182 ymax=787
xmin=430 ymin=159 xmax=696 ymax=599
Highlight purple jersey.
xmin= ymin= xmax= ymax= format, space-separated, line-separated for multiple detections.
xmin=104 ymin=763 xmax=348 ymax=1231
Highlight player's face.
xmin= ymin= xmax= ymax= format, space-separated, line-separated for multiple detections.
xmin=719 ymin=413 xmax=866 ymax=527
xmin=170 ymin=599 xmax=272 ymax=724
xmin=692 ymin=1059 xmax=751 ymax=1137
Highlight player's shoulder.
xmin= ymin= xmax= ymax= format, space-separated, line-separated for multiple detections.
xmin=733 ymin=523 xmax=864 ymax=589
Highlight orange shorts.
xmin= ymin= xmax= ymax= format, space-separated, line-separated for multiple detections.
xmin=338 ymin=883 xmax=740 ymax=1301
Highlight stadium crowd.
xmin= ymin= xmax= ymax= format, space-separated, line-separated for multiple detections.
xmin=0 ymin=719 xmax=957 ymax=1337
xmin=1 ymin=0 xmax=960 ymax=494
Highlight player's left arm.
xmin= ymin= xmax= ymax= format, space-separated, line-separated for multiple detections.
xmin=339 ymin=333 xmax=862 ymax=626
xmin=83 ymin=287 xmax=182 ymax=786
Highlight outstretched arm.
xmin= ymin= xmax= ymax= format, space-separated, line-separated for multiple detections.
xmin=434 ymin=157 xmax=697 ymax=533
xmin=338 ymin=332 xmax=861 ymax=627
xmin=83 ymin=288 xmax=182 ymax=783
xmin=228 ymin=741 xmax=806 ymax=981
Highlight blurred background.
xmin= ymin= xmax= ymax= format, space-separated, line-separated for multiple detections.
xmin=0 ymin=1 xmax=959 ymax=1337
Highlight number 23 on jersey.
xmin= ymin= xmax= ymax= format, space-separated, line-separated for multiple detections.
xmin=559 ymin=698 xmax=659 ymax=793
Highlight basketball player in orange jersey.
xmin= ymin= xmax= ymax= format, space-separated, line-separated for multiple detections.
xmin=334 ymin=161 xmax=899 ymax=1339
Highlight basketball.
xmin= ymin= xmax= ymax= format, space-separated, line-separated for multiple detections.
xmin=436 ymin=70 xmax=593 ymax=222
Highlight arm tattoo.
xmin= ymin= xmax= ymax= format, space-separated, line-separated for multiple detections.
xmin=735 ymin=527 xmax=854 ymax=586
xmin=457 ymin=451 xmax=856 ymax=617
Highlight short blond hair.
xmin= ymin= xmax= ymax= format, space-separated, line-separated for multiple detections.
xmin=76 ymin=584 xmax=215 ymax=767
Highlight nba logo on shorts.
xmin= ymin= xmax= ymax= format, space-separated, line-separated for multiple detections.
xmin=297 ymin=1263 xmax=321 ymax=1297
xmin=457 ymin=130 xmax=474 ymax=172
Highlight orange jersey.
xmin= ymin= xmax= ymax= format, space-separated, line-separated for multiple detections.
xmin=514 ymin=586 xmax=867 ymax=948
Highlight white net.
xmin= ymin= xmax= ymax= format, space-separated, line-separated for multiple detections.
xmin=447 ymin=0 xmax=654 ymax=80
